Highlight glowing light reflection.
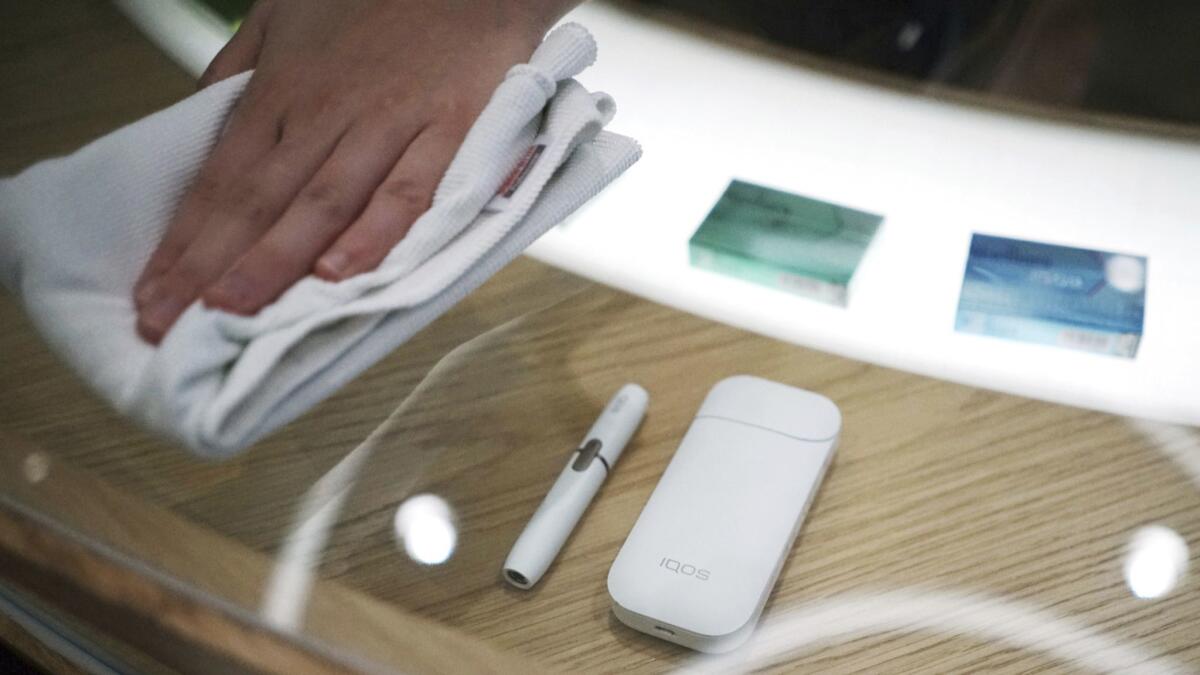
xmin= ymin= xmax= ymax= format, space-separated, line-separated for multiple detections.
xmin=683 ymin=588 xmax=1186 ymax=675
xmin=1104 ymin=255 xmax=1146 ymax=293
xmin=22 ymin=453 xmax=49 ymax=483
xmin=394 ymin=494 xmax=457 ymax=565
xmin=1124 ymin=525 xmax=1188 ymax=600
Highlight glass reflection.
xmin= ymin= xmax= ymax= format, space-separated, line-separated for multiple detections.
xmin=1127 ymin=421 xmax=1200 ymax=491
xmin=1125 ymin=525 xmax=1189 ymax=600
xmin=685 ymin=588 xmax=1185 ymax=674
xmin=394 ymin=494 xmax=457 ymax=566
xmin=21 ymin=452 xmax=49 ymax=484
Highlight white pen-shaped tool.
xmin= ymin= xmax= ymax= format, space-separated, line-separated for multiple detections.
xmin=503 ymin=383 xmax=649 ymax=589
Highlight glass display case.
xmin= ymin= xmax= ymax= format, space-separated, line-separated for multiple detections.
xmin=2 ymin=1 xmax=1198 ymax=672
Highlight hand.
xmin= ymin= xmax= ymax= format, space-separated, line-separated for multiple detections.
xmin=133 ymin=0 xmax=579 ymax=344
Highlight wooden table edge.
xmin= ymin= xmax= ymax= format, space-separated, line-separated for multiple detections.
xmin=0 ymin=428 xmax=543 ymax=675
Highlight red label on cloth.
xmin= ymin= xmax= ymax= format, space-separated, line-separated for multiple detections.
xmin=496 ymin=144 xmax=546 ymax=199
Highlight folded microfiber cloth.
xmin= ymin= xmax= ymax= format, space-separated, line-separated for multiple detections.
xmin=0 ymin=24 xmax=639 ymax=458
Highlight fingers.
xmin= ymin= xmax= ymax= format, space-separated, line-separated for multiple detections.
xmin=202 ymin=116 xmax=424 ymax=314
xmin=197 ymin=0 xmax=272 ymax=90
xmin=135 ymin=116 xmax=345 ymax=343
xmin=132 ymin=98 xmax=279 ymax=306
xmin=315 ymin=123 xmax=464 ymax=281
xmin=137 ymin=102 xmax=473 ymax=343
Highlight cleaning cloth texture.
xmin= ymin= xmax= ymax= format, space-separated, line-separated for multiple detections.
xmin=0 ymin=24 xmax=639 ymax=458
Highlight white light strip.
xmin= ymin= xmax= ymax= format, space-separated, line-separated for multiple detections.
xmin=111 ymin=0 xmax=231 ymax=78
xmin=1128 ymin=419 xmax=1200 ymax=490
xmin=683 ymin=588 xmax=1187 ymax=674
xmin=259 ymin=444 xmax=370 ymax=631
xmin=536 ymin=3 xmax=1200 ymax=426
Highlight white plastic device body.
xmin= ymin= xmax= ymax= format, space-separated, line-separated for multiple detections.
xmin=607 ymin=375 xmax=840 ymax=653
xmin=504 ymin=383 xmax=649 ymax=588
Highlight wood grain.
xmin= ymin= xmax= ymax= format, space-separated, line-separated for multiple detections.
xmin=302 ymin=287 xmax=1200 ymax=673
xmin=0 ymin=609 xmax=90 ymax=675
xmin=0 ymin=428 xmax=542 ymax=675
xmin=1 ymin=1 xmax=1198 ymax=674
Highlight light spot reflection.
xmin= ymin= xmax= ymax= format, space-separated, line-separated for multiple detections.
xmin=1104 ymin=255 xmax=1146 ymax=294
xmin=394 ymin=494 xmax=457 ymax=565
xmin=1124 ymin=525 xmax=1189 ymax=600
xmin=22 ymin=452 xmax=50 ymax=483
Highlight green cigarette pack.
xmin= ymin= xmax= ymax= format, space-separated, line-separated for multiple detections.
xmin=689 ymin=180 xmax=882 ymax=306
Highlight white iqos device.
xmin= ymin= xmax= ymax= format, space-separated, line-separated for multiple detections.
xmin=504 ymin=383 xmax=649 ymax=589
xmin=607 ymin=375 xmax=840 ymax=653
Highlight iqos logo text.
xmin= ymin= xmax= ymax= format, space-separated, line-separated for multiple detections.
xmin=659 ymin=557 xmax=710 ymax=581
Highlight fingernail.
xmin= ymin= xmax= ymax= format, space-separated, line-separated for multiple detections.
xmin=136 ymin=315 xmax=164 ymax=345
xmin=204 ymin=270 xmax=252 ymax=314
xmin=315 ymin=251 xmax=350 ymax=281
xmin=138 ymin=294 xmax=185 ymax=343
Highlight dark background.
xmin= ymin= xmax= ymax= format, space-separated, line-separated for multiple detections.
xmin=636 ymin=0 xmax=1200 ymax=125
xmin=193 ymin=0 xmax=1200 ymax=126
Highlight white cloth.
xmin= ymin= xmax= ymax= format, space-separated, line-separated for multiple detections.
xmin=0 ymin=24 xmax=639 ymax=458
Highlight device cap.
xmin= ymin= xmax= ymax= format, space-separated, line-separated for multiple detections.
xmin=698 ymin=375 xmax=840 ymax=441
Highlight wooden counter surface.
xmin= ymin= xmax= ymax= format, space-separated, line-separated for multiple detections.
xmin=2 ymin=2 xmax=1198 ymax=673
